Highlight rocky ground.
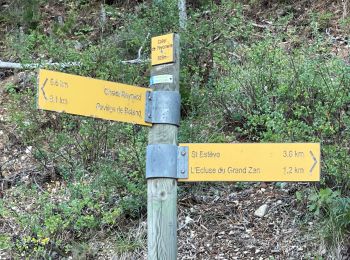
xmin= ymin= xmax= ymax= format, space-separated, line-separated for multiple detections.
xmin=88 ymin=182 xmax=326 ymax=259
xmin=177 ymin=183 xmax=321 ymax=259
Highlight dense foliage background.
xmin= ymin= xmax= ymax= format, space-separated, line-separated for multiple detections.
xmin=0 ymin=0 xmax=349 ymax=258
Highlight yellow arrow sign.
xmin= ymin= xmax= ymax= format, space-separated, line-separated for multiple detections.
xmin=179 ymin=143 xmax=320 ymax=182
xmin=37 ymin=69 xmax=151 ymax=126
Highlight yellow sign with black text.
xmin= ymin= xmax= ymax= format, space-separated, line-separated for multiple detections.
xmin=37 ymin=69 xmax=151 ymax=126
xmin=151 ymin=33 xmax=174 ymax=66
xmin=179 ymin=143 xmax=320 ymax=182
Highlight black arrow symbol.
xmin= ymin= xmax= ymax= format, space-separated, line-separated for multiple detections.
xmin=309 ymin=150 xmax=317 ymax=173
xmin=41 ymin=78 xmax=48 ymax=100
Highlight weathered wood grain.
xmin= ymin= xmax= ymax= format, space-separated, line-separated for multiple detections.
xmin=147 ymin=34 xmax=180 ymax=260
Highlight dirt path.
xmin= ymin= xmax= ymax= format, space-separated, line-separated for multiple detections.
xmin=177 ymin=183 xmax=321 ymax=259
xmin=91 ymin=183 xmax=322 ymax=259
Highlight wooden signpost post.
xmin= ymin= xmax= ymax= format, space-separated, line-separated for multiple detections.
xmin=37 ymin=33 xmax=321 ymax=260
xmin=147 ymin=33 xmax=180 ymax=260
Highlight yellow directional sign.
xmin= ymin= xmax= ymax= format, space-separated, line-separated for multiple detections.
xmin=179 ymin=143 xmax=320 ymax=182
xmin=151 ymin=33 xmax=174 ymax=66
xmin=37 ymin=69 xmax=151 ymax=126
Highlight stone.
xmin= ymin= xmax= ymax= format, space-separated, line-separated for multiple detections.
xmin=185 ymin=216 xmax=193 ymax=225
xmin=25 ymin=146 xmax=32 ymax=154
xmin=254 ymin=204 xmax=268 ymax=217
xmin=276 ymin=182 xmax=288 ymax=189
xmin=74 ymin=41 xmax=83 ymax=51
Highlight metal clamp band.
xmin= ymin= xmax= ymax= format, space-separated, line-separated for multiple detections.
xmin=177 ymin=146 xmax=189 ymax=179
xmin=145 ymin=91 xmax=181 ymax=126
xmin=146 ymin=144 xmax=189 ymax=179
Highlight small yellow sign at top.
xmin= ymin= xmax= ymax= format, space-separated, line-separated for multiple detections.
xmin=151 ymin=33 xmax=174 ymax=66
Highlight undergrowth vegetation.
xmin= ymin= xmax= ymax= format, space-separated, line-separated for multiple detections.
xmin=0 ymin=0 xmax=349 ymax=258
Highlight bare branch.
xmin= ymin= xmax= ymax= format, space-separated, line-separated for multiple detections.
xmin=121 ymin=32 xmax=151 ymax=64
xmin=0 ymin=33 xmax=152 ymax=69
xmin=0 ymin=61 xmax=81 ymax=69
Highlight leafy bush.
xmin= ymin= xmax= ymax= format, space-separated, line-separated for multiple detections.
xmin=208 ymin=36 xmax=350 ymax=247
xmin=308 ymin=188 xmax=350 ymax=254
xmin=212 ymin=37 xmax=349 ymax=185
xmin=3 ymin=4 xmax=151 ymax=257
xmin=2 ymin=161 xmax=146 ymax=257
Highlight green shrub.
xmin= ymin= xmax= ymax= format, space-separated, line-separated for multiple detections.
xmin=214 ymin=38 xmax=349 ymax=186
xmin=0 ymin=0 xmax=43 ymax=30
xmin=1 ymin=162 xmax=146 ymax=257
xmin=308 ymin=188 xmax=350 ymax=252
xmin=3 ymin=5 xmax=151 ymax=257
xmin=208 ymin=36 xmax=350 ymax=248
xmin=0 ymin=235 xmax=12 ymax=250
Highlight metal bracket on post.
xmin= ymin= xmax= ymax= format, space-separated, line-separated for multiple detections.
xmin=177 ymin=146 xmax=189 ymax=179
xmin=145 ymin=91 xmax=181 ymax=126
xmin=146 ymin=144 xmax=188 ymax=179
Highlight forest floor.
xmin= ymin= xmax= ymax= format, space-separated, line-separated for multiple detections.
xmin=94 ymin=182 xmax=324 ymax=259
